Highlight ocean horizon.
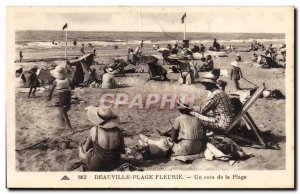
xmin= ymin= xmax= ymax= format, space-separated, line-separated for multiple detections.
xmin=16 ymin=30 xmax=285 ymax=44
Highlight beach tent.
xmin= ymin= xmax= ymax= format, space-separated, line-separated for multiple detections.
xmin=68 ymin=53 xmax=94 ymax=86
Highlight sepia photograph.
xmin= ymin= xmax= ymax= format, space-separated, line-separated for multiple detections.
xmin=6 ymin=6 xmax=294 ymax=188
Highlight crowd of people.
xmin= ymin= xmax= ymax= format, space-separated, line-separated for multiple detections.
xmin=18 ymin=38 xmax=285 ymax=171
xmin=251 ymin=43 xmax=286 ymax=68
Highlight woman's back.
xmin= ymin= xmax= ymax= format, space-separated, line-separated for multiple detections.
xmin=92 ymin=126 xmax=123 ymax=150
xmin=102 ymin=73 xmax=115 ymax=89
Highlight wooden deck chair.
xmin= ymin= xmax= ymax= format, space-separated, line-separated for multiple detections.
xmin=225 ymin=85 xmax=266 ymax=146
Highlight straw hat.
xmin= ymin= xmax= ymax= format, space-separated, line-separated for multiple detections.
xmin=199 ymin=73 xmax=218 ymax=84
xmin=86 ymin=106 xmax=119 ymax=129
xmin=50 ymin=65 xmax=66 ymax=80
xmin=106 ymin=67 xmax=114 ymax=74
xmin=176 ymin=96 xmax=194 ymax=110
xmin=231 ymin=61 xmax=239 ymax=67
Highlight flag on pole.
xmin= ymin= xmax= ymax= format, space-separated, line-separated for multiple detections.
xmin=62 ymin=23 xmax=68 ymax=30
xmin=181 ymin=13 xmax=186 ymax=24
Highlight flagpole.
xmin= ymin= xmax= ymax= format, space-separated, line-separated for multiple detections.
xmin=184 ymin=19 xmax=186 ymax=40
xmin=65 ymin=28 xmax=68 ymax=59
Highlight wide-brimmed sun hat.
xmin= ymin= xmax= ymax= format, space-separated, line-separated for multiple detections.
xmin=200 ymin=73 xmax=218 ymax=84
xmin=231 ymin=61 xmax=239 ymax=67
xmin=86 ymin=106 xmax=119 ymax=129
xmin=50 ymin=65 xmax=66 ymax=80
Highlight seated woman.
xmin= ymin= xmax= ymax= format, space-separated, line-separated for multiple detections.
xmin=102 ymin=68 xmax=116 ymax=89
xmin=79 ymin=107 xmax=125 ymax=171
xmin=139 ymin=97 xmax=206 ymax=159
xmin=199 ymin=55 xmax=214 ymax=72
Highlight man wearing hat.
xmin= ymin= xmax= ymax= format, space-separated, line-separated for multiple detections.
xmin=79 ymin=106 xmax=125 ymax=171
xmin=191 ymin=72 xmax=234 ymax=133
xmin=230 ymin=61 xmax=243 ymax=90
xmin=48 ymin=65 xmax=74 ymax=132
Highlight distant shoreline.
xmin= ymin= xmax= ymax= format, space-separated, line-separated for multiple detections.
xmin=15 ymin=30 xmax=285 ymax=34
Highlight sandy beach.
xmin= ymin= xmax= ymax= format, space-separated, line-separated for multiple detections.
xmin=14 ymin=39 xmax=286 ymax=171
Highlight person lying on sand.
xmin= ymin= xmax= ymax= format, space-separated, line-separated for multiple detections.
xmin=48 ymin=65 xmax=74 ymax=132
xmin=79 ymin=107 xmax=125 ymax=171
xmin=191 ymin=72 xmax=235 ymax=133
xmin=138 ymin=97 xmax=206 ymax=159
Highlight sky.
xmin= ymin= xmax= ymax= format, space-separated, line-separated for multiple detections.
xmin=9 ymin=7 xmax=292 ymax=33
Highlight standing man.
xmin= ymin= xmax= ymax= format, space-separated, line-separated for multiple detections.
xmin=19 ymin=51 xmax=23 ymax=62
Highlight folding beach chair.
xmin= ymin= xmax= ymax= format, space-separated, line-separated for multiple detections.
xmin=225 ymin=85 xmax=266 ymax=146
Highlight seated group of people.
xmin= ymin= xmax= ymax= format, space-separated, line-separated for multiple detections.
xmin=127 ymin=46 xmax=143 ymax=65
xmin=249 ymin=40 xmax=265 ymax=51
xmin=78 ymin=71 xmax=236 ymax=171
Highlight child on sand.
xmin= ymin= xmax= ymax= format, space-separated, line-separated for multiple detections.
xmin=28 ymin=66 xmax=39 ymax=98
xmin=79 ymin=107 xmax=125 ymax=171
xmin=230 ymin=61 xmax=243 ymax=90
xmin=48 ymin=65 xmax=74 ymax=132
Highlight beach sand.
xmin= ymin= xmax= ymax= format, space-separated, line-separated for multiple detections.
xmin=14 ymin=41 xmax=286 ymax=171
